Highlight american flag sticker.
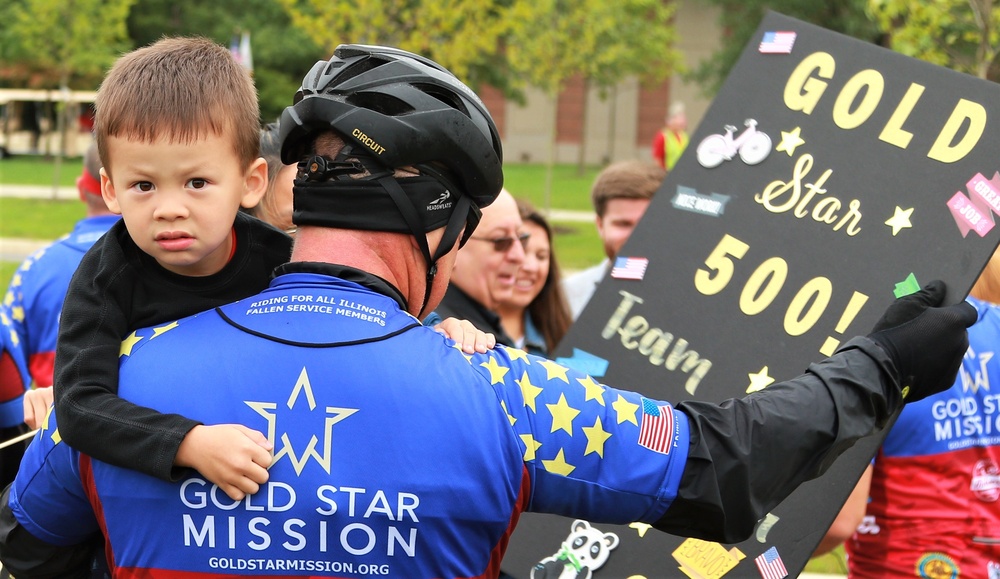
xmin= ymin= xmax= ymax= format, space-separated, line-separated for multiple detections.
xmin=754 ymin=546 xmax=788 ymax=579
xmin=638 ymin=399 xmax=674 ymax=455
xmin=610 ymin=256 xmax=649 ymax=280
xmin=759 ymin=31 xmax=797 ymax=54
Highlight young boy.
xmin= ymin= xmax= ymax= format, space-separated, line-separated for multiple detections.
xmin=54 ymin=37 xmax=495 ymax=502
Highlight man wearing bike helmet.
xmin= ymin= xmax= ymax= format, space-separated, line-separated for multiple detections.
xmin=0 ymin=44 xmax=977 ymax=579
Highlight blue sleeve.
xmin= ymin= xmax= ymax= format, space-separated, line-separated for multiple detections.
xmin=473 ymin=346 xmax=690 ymax=525
xmin=8 ymin=411 xmax=100 ymax=546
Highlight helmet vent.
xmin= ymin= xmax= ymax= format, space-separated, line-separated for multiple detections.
xmin=346 ymin=92 xmax=414 ymax=116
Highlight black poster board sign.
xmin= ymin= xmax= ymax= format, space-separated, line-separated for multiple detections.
xmin=502 ymin=11 xmax=1000 ymax=579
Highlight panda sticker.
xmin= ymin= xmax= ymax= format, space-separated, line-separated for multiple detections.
xmin=530 ymin=519 xmax=620 ymax=579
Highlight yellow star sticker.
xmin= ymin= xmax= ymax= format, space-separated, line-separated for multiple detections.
xmin=577 ymin=376 xmax=606 ymax=406
xmin=150 ymin=320 xmax=179 ymax=339
xmin=506 ymin=347 xmax=529 ymax=364
xmin=517 ymin=371 xmax=543 ymax=412
xmin=885 ymin=206 xmax=914 ymax=236
xmin=501 ymin=400 xmax=516 ymax=426
xmin=746 ymin=366 xmax=775 ymax=393
xmin=612 ymin=394 xmax=640 ymax=426
xmin=120 ymin=331 xmax=143 ymax=357
xmin=11 ymin=306 xmax=24 ymax=323
xmin=776 ymin=126 xmax=805 ymax=156
xmin=537 ymin=359 xmax=570 ymax=383
xmin=520 ymin=433 xmax=542 ymax=461
xmin=630 ymin=522 xmax=653 ymax=537
xmin=480 ymin=357 xmax=509 ymax=384
xmin=582 ymin=416 xmax=612 ymax=457
xmin=546 ymin=393 xmax=580 ymax=435
xmin=541 ymin=448 xmax=576 ymax=476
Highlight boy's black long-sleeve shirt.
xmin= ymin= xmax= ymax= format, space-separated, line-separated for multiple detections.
xmin=53 ymin=211 xmax=292 ymax=481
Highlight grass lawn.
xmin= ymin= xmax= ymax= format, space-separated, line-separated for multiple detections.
xmin=0 ymin=154 xmax=83 ymax=187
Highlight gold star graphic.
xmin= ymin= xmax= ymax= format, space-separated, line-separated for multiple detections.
xmin=506 ymin=347 xmax=529 ymax=364
xmin=150 ymin=321 xmax=179 ymax=339
xmin=542 ymin=448 xmax=576 ymax=476
xmin=501 ymin=400 xmax=517 ymax=426
xmin=885 ymin=206 xmax=914 ymax=236
xmin=547 ymin=393 xmax=580 ymax=435
xmin=119 ymin=331 xmax=142 ymax=357
xmin=538 ymin=359 xmax=570 ymax=383
xmin=450 ymin=342 xmax=473 ymax=363
xmin=746 ymin=366 xmax=775 ymax=393
xmin=612 ymin=394 xmax=640 ymax=426
xmin=480 ymin=357 xmax=509 ymax=384
xmin=630 ymin=522 xmax=653 ymax=537
xmin=582 ymin=416 xmax=612 ymax=457
xmin=11 ymin=307 xmax=24 ymax=323
xmin=517 ymin=371 xmax=543 ymax=412
xmin=577 ymin=376 xmax=606 ymax=406
xmin=520 ymin=433 xmax=542 ymax=461
xmin=776 ymin=126 xmax=805 ymax=156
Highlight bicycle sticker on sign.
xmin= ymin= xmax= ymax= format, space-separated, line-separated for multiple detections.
xmin=696 ymin=119 xmax=773 ymax=168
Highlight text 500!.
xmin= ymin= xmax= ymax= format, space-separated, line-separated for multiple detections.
xmin=695 ymin=234 xmax=869 ymax=355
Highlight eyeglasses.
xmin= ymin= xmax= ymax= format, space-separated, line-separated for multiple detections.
xmin=469 ymin=232 xmax=530 ymax=253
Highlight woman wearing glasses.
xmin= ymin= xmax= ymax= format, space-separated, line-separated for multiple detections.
xmin=496 ymin=199 xmax=572 ymax=357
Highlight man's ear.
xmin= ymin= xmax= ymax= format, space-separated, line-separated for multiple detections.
xmin=100 ymin=168 xmax=122 ymax=215
xmin=241 ymin=157 xmax=268 ymax=209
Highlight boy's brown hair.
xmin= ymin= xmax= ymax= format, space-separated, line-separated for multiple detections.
xmin=94 ymin=37 xmax=259 ymax=172
xmin=590 ymin=160 xmax=666 ymax=217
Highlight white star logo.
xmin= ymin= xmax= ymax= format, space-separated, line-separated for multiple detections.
xmin=246 ymin=367 xmax=358 ymax=475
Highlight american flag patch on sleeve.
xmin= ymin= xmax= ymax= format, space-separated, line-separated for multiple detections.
xmin=638 ymin=398 xmax=674 ymax=455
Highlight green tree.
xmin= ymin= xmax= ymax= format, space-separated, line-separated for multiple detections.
xmin=868 ymin=0 xmax=1000 ymax=80
xmin=689 ymin=0 xmax=881 ymax=95
xmin=2 ymin=0 xmax=135 ymax=89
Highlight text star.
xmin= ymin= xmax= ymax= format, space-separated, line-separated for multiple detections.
xmin=480 ymin=357 xmax=509 ymax=384
xmin=517 ymin=371 xmax=543 ymax=412
xmin=582 ymin=416 xmax=613 ymax=457
xmin=542 ymin=448 xmax=576 ymax=476
xmin=776 ymin=127 xmax=805 ymax=156
xmin=547 ymin=393 xmax=581 ymax=435
xmin=612 ymin=394 xmax=640 ymax=426
xmin=746 ymin=366 xmax=775 ymax=393
xmin=885 ymin=206 xmax=914 ymax=236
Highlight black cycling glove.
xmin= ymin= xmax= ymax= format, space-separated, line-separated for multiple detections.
xmin=867 ymin=280 xmax=977 ymax=402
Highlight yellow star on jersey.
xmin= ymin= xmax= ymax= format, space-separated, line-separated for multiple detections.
xmin=547 ymin=393 xmax=580 ymax=435
xmin=0 ymin=312 xmax=8 ymax=325
xmin=3 ymin=292 xmax=13 ymax=307
xmin=612 ymin=394 xmax=639 ymax=426
xmin=776 ymin=126 xmax=805 ymax=156
xmin=450 ymin=342 xmax=473 ymax=363
xmin=537 ymin=359 xmax=570 ymax=383
xmin=11 ymin=273 xmax=21 ymax=287
xmin=542 ymin=448 xmax=576 ymax=476
xmin=517 ymin=371 xmax=543 ymax=412
xmin=150 ymin=320 xmax=179 ymax=339
xmin=885 ymin=206 xmax=914 ymax=236
xmin=577 ymin=376 xmax=606 ymax=406
xmin=501 ymin=400 xmax=517 ymax=426
xmin=582 ymin=416 xmax=612 ymax=457
xmin=10 ymin=306 xmax=24 ymax=323
xmin=506 ymin=347 xmax=529 ymax=364
xmin=520 ymin=433 xmax=542 ymax=462
xmin=630 ymin=522 xmax=653 ymax=537
xmin=119 ymin=331 xmax=143 ymax=357
xmin=746 ymin=366 xmax=775 ymax=393
xmin=8 ymin=329 xmax=18 ymax=347
xmin=480 ymin=357 xmax=509 ymax=384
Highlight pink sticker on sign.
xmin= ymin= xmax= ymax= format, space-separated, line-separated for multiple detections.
xmin=948 ymin=172 xmax=1000 ymax=238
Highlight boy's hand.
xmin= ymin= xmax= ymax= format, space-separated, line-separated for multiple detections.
xmin=435 ymin=317 xmax=497 ymax=354
xmin=175 ymin=424 xmax=274 ymax=501
xmin=22 ymin=387 xmax=54 ymax=430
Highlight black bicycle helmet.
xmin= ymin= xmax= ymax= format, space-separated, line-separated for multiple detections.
xmin=277 ymin=44 xmax=504 ymax=317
